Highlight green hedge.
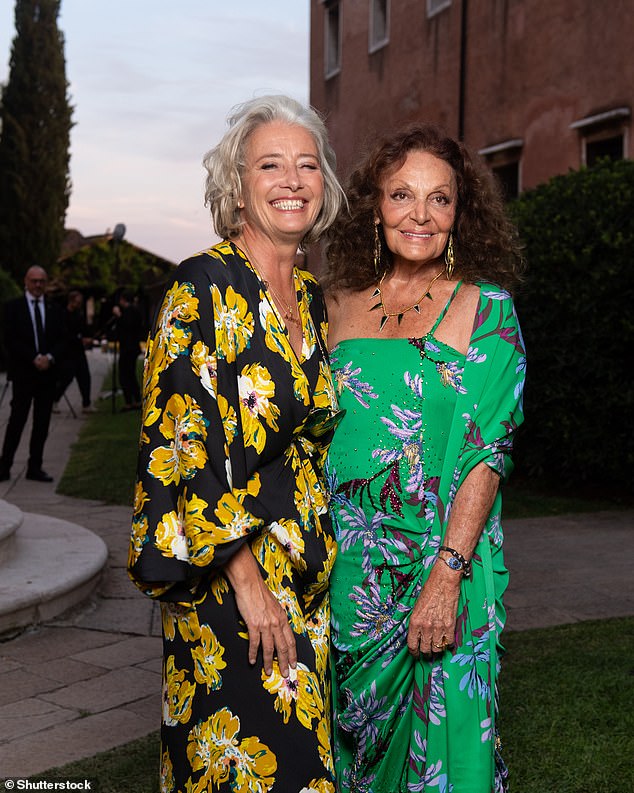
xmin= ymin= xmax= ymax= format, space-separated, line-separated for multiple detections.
xmin=509 ymin=159 xmax=634 ymax=491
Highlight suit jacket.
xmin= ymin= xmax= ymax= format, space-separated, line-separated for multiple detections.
xmin=2 ymin=294 xmax=67 ymax=381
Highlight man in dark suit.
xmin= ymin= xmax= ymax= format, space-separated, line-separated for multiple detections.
xmin=112 ymin=290 xmax=143 ymax=411
xmin=53 ymin=289 xmax=95 ymax=413
xmin=0 ymin=266 xmax=66 ymax=482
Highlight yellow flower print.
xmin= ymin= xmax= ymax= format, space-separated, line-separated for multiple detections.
xmin=252 ymin=519 xmax=307 ymax=594
xmin=316 ymin=710 xmax=335 ymax=776
xmin=163 ymin=655 xmax=195 ymax=726
xmin=139 ymin=384 xmax=161 ymax=442
xmin=154 ymin=281 xmax=199 ymax=363
xmin=161 ymin=601 xmax=202 ymax=643
xmin=300 ymin=779 xmax=335 ymax=793
xmin=233 ymin=735 xmax=278 ymax=793
xmin=210 ymin=471 xmax=262 ymax=543
xmin=191 ymin=340 xmax=217 ymax=399
xmin=128 ymin=514 xmax=148 ymax=567
xmin=275 ymin=585 xmax=304 ymax=634
xmin=250 ymin=532 xmax=284 ymax=590
xmin=212 ymin=283 xmax=254 ymax=363
xmin=238 ymin=363 xmax=280 ymax=453
xmin=155 ymin=490 xmax=217 ymax=566
xmin=149 ymin=394 xmax=208 ymax=485
xmin=187 ymin=707 xmax=277 ymax=793
xmin=322 ymin=530 xmax=337 ymax=572
xmin=289 ymin=355 xmax=310 ymax=404
xmin=306 ymin=600 xmax=330 ymax=678
xmin=258 ymin=298 xmax=287 ymax=356
xmin=208 ymin=573 xmax=228 ymax=605
xmin=258 ymin=296 xmax=311 ymax=403
xmin=191 ymin=624 xmax=227 ymax=692
xmin=303 ymin=537 xmax=337 ymax=611
xmin=155 ymin=511 xmax=188 ymax=562
xmin=269 ymin=519 xmax=306 ymax=572
xmin=141 ymin=336 xmax=156 ymax=387
xmin=313 ymin=359 xmax=338 ymax=411
xmin=160 ymin=747 xmax=175 ymax=793
xmin=294 ymin=464 xmax=328 ymax=528
xmin=298 ymin=302 xmax=321 ymax=362
xmin=214 ymin=495 xmax=262 ymax=542
xmin=208 ymin=240 xmax=234 ymax=258
xmin=217 ymin=393 xmax=238 ymax=450
xmin=262 ymin=662 xmax=323 ymax=731
xmin=133 ymin=481 xmax=149 ymax=515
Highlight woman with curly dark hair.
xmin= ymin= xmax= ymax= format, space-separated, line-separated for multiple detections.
xmin=324 ymin=123 xmax=526 ymax=793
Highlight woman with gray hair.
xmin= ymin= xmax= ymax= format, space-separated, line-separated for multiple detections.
xmin=128 ymin=95 xmax=345 ymax=792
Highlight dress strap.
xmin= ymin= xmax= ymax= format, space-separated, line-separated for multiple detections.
xmin=429 ymin=280 xmax=463 ymax=335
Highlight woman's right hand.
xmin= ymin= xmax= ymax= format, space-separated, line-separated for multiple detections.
xmin=224 ymin=543 xmax=297 ymax=678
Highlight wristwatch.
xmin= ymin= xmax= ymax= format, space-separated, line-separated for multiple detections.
xmin=438 ymin=545 xmax=472 ymax=578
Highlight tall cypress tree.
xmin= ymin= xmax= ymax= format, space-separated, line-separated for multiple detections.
xmin=0 ymin=0 xmax=73 ymax=280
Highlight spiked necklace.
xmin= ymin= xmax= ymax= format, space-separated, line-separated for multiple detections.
xmin=370 ymin=269 xmax=444 ymax=331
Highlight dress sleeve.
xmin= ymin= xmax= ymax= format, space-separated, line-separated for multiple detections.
xmin=127 ymin=256 xmax=270 ymax=602
xmin=454 ymin=287 xmax=527 ymax=486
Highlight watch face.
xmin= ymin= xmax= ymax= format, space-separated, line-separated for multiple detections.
xmin=447 ymin=557 xmax=462 ymax=571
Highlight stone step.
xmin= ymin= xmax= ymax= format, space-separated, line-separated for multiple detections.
xmin=0 ymin=500 xmax=108 ymax=636
xmin=0 ymin=499 xmax=23 ymax=564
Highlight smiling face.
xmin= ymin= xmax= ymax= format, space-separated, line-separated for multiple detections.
xmin=377 ymin=149 xmax=457 ymax=269
xmin=239 ymin=120 xmax=325 ymax=246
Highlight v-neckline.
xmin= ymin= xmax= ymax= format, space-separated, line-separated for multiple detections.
xmin=232 ymin=241 xmax=309 ymax=365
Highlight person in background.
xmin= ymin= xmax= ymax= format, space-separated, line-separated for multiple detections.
xmin=112 ymin=289 xmax=143 ymax=411
xmin=323 ymin=122 xmax=526 ymax=792
xmin=127 ymin=95 xmax=345 ymax=792
xmin=0 ymin=266 xmax=66 ymax=482
xmin=53 ymin=289 xmax=96 ymax=414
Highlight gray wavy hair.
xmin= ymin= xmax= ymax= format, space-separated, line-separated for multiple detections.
xmin=203 ymin=94 xmax=345 ymax=248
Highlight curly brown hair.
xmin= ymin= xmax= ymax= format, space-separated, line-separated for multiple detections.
xmin=324 ymin=123 xmax=524 ymax=293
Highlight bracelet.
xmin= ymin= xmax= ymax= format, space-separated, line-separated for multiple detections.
xmin=439 ymin=545 xmax=472 ymax=578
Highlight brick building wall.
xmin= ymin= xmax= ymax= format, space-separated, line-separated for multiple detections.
xmin=309 ymin=0 xmax=633 ymax=195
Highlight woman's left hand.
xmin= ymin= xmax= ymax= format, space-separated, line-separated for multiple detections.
xmin=406 ymin=562 xmax=462 ymax=657
xmin=406 ymin=462 xmax=500 ymax=657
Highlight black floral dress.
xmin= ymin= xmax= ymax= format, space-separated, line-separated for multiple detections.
xmin=128 ymin=241 xmax=341 ymax=793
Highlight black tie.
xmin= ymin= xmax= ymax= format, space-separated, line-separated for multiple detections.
xmin=33 ymin=298 xmax=44 ymax=353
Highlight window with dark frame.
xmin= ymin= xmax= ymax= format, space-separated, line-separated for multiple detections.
xmin=492 ymin=162 xmax=520 ymax=202
xmin=585 ymin=134 xmax=624 ymax=167
xmin=427 ymin=0 xmax=451 ymax=17
xmin=325 ymin=1 xmax=342 ymax=78
xmin=370 ymin=0 xmax=390 ymax=52
xmin=478 ymin=139 xmax=523 ymax=202
xmin=570 ymin=107 xmax=630 ymax=168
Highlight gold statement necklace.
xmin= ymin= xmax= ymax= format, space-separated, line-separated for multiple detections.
xmin=240 ymin=240 xmax=300 ymax=326
xmin=370 ymin=269 xmax=444 ymax=331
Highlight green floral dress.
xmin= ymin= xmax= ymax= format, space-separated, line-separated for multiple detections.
xmin=326 ymin=284 xmax=526 ymax=793
xmin=128 ymin=241 xmax=340 ymax=793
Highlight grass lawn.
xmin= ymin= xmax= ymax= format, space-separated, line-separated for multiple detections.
xmin=23 ymin=617 xmax=634 ymax=793
xmin=58 ymin=378 xmax=630 ymax=518
xmin=42 ymin=368 xmax=632 ymax=791
xmin=57 ymin=388 xmax=141 ymax=505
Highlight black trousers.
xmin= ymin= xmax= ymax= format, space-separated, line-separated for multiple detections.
xmin=118 ymin=346 xmax=141 ymax=406
xmin=55 ymin=351 xmax=91 ymax=406
xmin=0 ymin=372 xmax=56 ymax=471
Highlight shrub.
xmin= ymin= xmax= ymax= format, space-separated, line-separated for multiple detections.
xmin=509 ymin=159 xmax=634 ymax=492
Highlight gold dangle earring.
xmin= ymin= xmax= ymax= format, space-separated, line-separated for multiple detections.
xmin=444 ymin=231 xmax=455 ymax=280
xmin=373 ymin=222 xmax=382 ymax=277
